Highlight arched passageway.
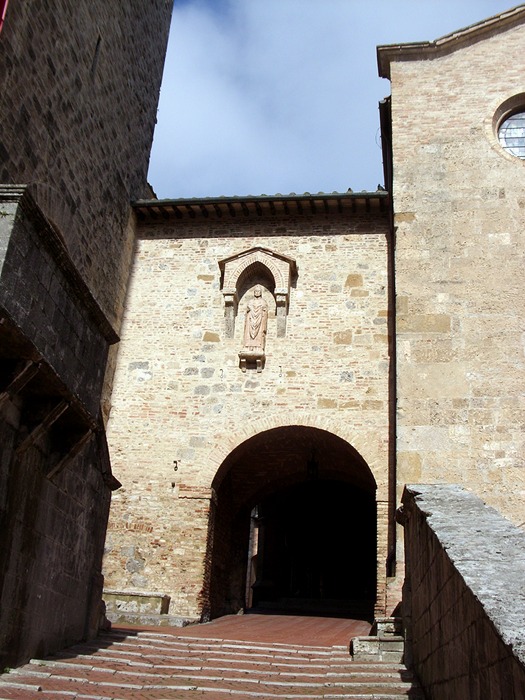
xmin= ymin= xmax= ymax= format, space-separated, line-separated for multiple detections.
xmin=207 ymin=426 xmax=377 ymax=620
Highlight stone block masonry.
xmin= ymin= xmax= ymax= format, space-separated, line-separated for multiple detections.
xmin=400 ymin=484 xmax=525 ymax=699
xmin=380 ymin=14 xmax=525 ymax=536
xmin=0 ymin=0 xmax=172 ymax=329
xmin=0 ymin=0 xmax=173 ymax=668
xmin=0 ymin=186 xmax=119 ymax=667
xmin=0 ymin=186 xmax=116 ymax=415
xmin=104 ymin=194 xmax=394 ymax=620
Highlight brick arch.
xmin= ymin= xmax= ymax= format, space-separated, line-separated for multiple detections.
xmin=205 ymin=417 xmax=384 ymax=619
xmin=206 ymin=412 xmax=383 ymax=492
xmin=228 ymin=251 xmax=285 ymax=292
xmin=236 ymin=260 xmax=276 ymax=298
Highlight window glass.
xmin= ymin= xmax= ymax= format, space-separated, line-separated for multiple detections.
xmin=498 ymin=112 xmax=525 ymax=159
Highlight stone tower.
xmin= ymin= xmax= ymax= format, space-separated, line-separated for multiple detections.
xmin=378 ymin=2 xmax=525 ymax=559
xmin=0 ymin=1 xmax=172 ymax=666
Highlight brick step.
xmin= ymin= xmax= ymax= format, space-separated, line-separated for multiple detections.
xmin=0 ymin=678 xmax=423 ymax=699
xmin=51 ymin=644 xmax=355 ymax=664
xmin=0 ymin=625 xmax=424 ymax=700
xmin=102 ymin=631 xmax=352 ymax=654
xmin=28 ymin=657 xmax=415 ymax=678
xmin=15 ymin=662 xmax=417 ymax=686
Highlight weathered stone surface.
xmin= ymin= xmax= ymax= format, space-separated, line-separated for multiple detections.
xmin=386 ymin=12 xmax=525 ymax=533
xmin=104 ymin=203 xmax=392 ymax=620
xmin=401 ymin=484 xmax=525 ymax=699
xmin=351 ymin=635 xmax=405 ymax=663
xmin=0 ymin=187 xmax=115 ymax=414
xmin=104 ymin=590 xmax=171 ymax=616
xmin=0 ymin=0 xmax=172 ymax=670
xmin=0 ymin=0 xmax=172 ymax=329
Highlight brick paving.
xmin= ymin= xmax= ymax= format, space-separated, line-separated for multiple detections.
xmin=0 ymin=615 xmax=423 ymax=699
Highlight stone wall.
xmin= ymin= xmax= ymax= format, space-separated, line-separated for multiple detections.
xmin=0 ymin=187 xmax=119 ymax=667
xmin=104 ymin=196 xmax=394 ymax=619
xmin=0 ymin=417 xmax=111 ymax=668
xmin=0 ymin=0 xmax=172 ymax=328
xmin=0 ymin=0 xmax=173 ymax=666
xmin=0 ymin=187 xmax=116 ymax=415
xmin=400 ymin=484 xmax=525 ymax=699
xmin=379 ymin=16 xmax=525 ymax=538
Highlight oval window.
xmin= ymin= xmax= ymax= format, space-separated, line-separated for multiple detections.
xmin=498 ymin=111 xmax=525 ymax=159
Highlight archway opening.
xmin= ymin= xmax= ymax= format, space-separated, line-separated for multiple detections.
xmin=207 ymin=426 xmax=377 ymax=620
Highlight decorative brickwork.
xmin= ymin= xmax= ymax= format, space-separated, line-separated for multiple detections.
xmin=219 ymin=246 xmax=296 ymax=340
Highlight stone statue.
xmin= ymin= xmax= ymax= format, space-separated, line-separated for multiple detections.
xmin=242 ymin=286 xmax=268 ymax=350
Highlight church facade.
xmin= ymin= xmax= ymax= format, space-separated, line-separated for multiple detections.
xmin=103 ymin=6 xmax=525 ymax=623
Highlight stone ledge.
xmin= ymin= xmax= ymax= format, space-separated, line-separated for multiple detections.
xmin=104 ymin=590 xmax=170 ymax=616
xmin=106 ymin=611 xmax=198 ymax=628
xmin=350 ymin=635 xmax=405 ymax=663
xmin=373 ymin=616 xmax=404 ymax=637
xmin=403 ymin=484 xmax=525 ymax=667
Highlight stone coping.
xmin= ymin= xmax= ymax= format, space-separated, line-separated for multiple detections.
xmin=402 ymin=484 xmax=525 ymax=666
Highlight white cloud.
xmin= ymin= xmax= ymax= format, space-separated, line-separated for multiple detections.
xmin=148 ymin=0 xmax=515 ymax=199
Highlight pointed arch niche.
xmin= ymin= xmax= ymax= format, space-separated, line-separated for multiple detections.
xmin=218 ymin=247 xmax=297 ymax=341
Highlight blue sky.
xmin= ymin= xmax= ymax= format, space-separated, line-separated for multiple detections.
xmin=148 ymin=0 xmax=517 ymax=199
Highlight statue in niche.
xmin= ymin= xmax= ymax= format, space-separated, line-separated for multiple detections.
xmin=242 ymin=285 xmax=268 ymax=350
xmin=239 ymin=285 xmax=268 ymax=372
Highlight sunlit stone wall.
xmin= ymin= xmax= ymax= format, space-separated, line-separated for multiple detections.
xmin=104 ymin=200 xmax=393 ymax=619
xmin=385 ymin=18 xmax=525 ymax=546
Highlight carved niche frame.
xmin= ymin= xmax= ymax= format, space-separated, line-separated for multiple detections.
xmin=218 ymin=247 xmax=297 ymax=356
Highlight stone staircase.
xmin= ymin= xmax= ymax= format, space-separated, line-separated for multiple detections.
xmin=0 ymin=627 xmax=424 ymax=699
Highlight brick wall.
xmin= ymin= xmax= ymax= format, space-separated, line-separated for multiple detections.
xmin=104 ymin=200 xmax=393 ymax=619
xmin=400 ymin=484 xmax=525 ymax=699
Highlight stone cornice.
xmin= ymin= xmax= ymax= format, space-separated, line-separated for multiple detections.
xmin=133 ymin=190 xmax=389 ymax=223
xmin=377 ymin=4 xmax=525 ymax=79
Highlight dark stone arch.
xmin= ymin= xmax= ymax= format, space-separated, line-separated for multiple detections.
xmin=206 ymin=426 xmax=377 ymax=620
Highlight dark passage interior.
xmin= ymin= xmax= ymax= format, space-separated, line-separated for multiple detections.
xmin=207 ymin=426 xmax=377 ymax=620
xmin=250 ymin=480 xmax=376 ymax=616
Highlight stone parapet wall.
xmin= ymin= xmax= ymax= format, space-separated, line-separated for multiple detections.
xmin=400 ymin=484 xmax=525 ymax=699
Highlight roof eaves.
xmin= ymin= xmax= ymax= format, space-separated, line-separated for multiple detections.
xmin=132 ymin=190 xmax=389 ymax=222
xmin=134 ymin=190 xmax=386 ymax=206
xmin=377 ymin=4 xmax=525 ymax=79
